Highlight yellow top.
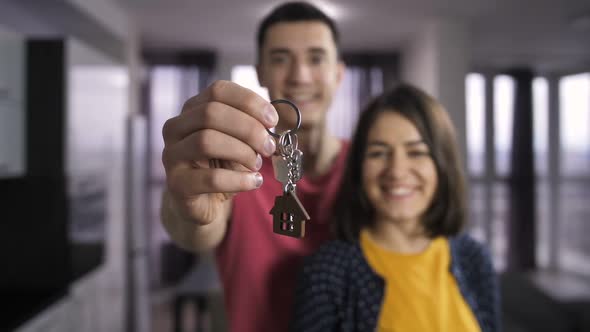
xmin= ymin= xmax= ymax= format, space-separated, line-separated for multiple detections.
xmin=360 ymin=230 xmax=481 ymax=332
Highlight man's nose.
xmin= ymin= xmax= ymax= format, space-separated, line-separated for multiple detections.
xmin=288 ymin=61 xmax=312 ymax=84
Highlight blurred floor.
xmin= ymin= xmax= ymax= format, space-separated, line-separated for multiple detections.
xmin=148 ymin=183 xmax=227 ymax=332
xmin=529 ymin=270 xmax=590 ymax=302
xmin=502 ymin=270 xmax=590 ymax=332
xmin=150 ymin=286 xmax=226 ymax=332
xmin=151 ymin=287 xmax=175 ymax=332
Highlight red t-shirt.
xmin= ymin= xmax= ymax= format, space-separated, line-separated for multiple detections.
xmin=215 ymin=142 xmax=349 ymax=332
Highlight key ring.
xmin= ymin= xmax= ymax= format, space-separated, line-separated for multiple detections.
xmin=278 ymin=131 xmax=298 ymax=156
xmin=266 ymin=99 xmax=301 ymax=138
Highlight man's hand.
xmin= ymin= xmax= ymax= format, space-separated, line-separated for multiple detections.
xmin=161 ymin=80 xmax=278 ymax=248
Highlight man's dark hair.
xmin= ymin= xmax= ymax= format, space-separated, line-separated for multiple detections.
xmin=333 ymin=84 xmax=468 ymax=242
xmin=256 ymin=2 xmax=340 ymax=62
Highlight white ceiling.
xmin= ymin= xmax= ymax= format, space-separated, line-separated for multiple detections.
xmin=117 ymin=0 xmax=590 ymax=72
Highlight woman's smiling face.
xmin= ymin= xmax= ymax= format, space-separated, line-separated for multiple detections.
xmin=362 ymin=111 xmax=438 ymax=228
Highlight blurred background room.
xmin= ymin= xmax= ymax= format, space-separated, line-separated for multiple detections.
xmin=0 ymin=0 xmax=589 ymax=331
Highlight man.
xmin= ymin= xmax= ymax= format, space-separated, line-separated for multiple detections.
xmin=161 ymin=2 xmax=347 ymax=331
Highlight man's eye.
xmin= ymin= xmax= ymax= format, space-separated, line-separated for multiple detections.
xmin=270 ymin=56 xmax=288 ymax=65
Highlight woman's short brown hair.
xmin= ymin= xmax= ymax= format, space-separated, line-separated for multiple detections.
xmin=333 ymin=84 xmax=467 ymax=242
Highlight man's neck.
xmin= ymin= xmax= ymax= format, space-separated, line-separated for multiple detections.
xmin=278 ymin=122 xmax=341 ymax=179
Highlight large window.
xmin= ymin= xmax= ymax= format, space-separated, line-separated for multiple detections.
xmin=465 ymin=74 xmax=515 ymax=270
xmin=493 ymin=75 xmax=515 ymax=177
xmin=465 ymin=73 xmax=485 ymax=177
xmin=559 ymin=74 xmax=590 ymax=176
xmin=147 ymin=64 xmax=202 ymax=286
xmin=465 ymin=72 xmax=590 ymax=275
xmin=532 ymin=77 xmax=550 ymax=268
xmin=149 ymin=66 xmax=200 ymax=180
xmin=533 ymin=78 xmax=549 ymax=176
xmin=558 ymin=73 xmax=590 ymax=275
xmin=231 ymin=66 xmax=269 ymax=101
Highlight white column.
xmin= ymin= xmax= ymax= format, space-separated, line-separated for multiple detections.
xmin=401 ymin=19 xmax=470 ymax=161
xmin=484 ymin=71 xmax=496 ymax=246
xmin=547 ymin=74 xmax=561 ymax=271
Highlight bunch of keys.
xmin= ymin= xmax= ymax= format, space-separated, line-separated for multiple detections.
xmin=267 ymin=99 xmax=310 ymax=238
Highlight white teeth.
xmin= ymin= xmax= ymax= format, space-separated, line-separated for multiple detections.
xmin=287 ymin=94 xmax=314 ymax=101
xmin=388 ymin=188 xmax=412 ymax=196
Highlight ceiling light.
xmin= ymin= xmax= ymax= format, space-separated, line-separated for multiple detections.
xmin=312 ymin=0 xmax=346 ymax=20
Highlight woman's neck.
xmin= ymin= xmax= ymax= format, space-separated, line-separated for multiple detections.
xmin=367 ymin=219 xmax=431 ymax=254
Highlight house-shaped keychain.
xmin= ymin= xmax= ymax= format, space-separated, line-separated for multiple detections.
xmin=269 ymin=190 xmax=310 ymax=238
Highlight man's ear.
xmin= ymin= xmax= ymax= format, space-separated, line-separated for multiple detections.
xmin=256 ymin=64 xmax=266 ymax=87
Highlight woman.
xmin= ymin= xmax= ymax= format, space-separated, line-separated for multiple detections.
xmin=291 ymin=84 xmax=500 ymax=332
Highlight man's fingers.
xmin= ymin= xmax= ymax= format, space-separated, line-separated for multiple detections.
xmin=167 ymin=166 xmax=264 ymax=197
xmin=166 ymin=129 xmax=263 ymax=172
xmin=170 ymin=81 xmax=277 ymax=138
xmin=204 ymin=80 xmax=278 ymax=127
xmin=163 ymin=102 xmax=277 ymax=157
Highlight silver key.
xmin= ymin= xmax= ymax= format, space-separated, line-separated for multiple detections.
xmin=291 ymin=149 xmax=303 ymax=182
xmin=272 ymin=154 xmax=290 ymax=185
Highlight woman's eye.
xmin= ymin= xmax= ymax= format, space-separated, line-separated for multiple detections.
xmin=408 ymin=150 xmax=430 ymax=157
xmin=366 ymin=150 xmax=387 ymax=158
xmin=310 ymin=55 xmax=324 ymax=65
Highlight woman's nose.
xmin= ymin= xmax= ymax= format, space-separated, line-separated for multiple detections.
xmin=385 ymin=151 xmax=409 ymax=179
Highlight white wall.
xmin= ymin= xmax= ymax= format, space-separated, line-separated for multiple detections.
xmin=217 ymin=51 xmax=255 ymax=81
xmin=0 ymin=27 xmax=25 ymax=177
xmin=401 ymin=22 xmax=438 ymax=97
xmin=401 ymin=19 xmax=470 ymax=160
